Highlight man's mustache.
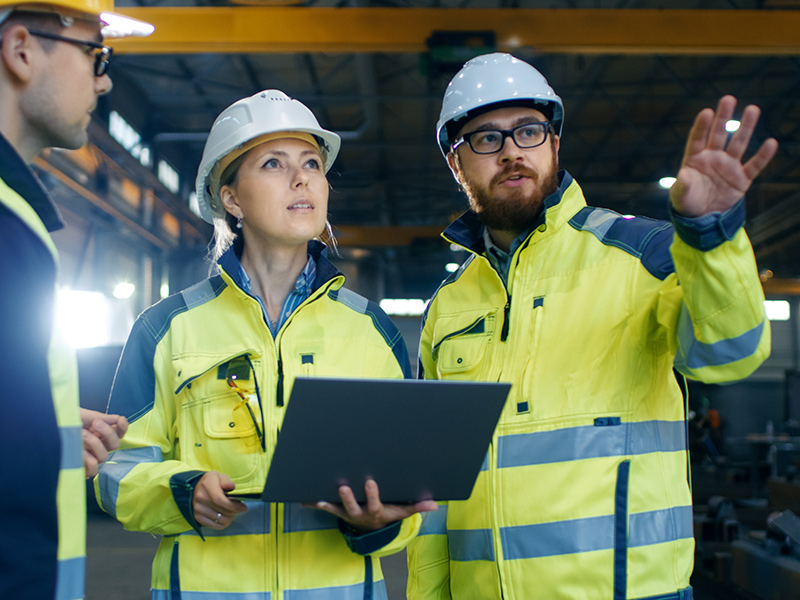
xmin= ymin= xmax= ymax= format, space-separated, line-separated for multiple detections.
xmin=490 ymin=164 xmax=540 ymax=187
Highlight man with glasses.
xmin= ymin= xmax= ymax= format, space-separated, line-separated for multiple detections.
xmin=0 ymin=2 xmax=152 ymax=598
xmin=408 ymin=52 xmax=778 ymax=600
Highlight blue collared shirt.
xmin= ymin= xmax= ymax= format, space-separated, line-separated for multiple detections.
xmin=237 ymin=256 xmax=317 ymax=336
xmin=483 ymin=226 xmax=536 ymax=287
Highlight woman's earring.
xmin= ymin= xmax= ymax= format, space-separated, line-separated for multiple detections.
xmin=236 ymin=215 xmax=243 ymax=229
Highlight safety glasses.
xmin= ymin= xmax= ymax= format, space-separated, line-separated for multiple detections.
xmin=27 ymin=29 xmax=113 ymax=76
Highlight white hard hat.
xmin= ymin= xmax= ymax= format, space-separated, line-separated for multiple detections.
xmin=436 ymin=52 xmax=564 ymax=156
xmin=195 ymin=89 xmax=341 ymax=224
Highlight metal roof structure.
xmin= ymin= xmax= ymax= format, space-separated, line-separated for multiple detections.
xmin=46 ymin=1 xmax=800 ymax=304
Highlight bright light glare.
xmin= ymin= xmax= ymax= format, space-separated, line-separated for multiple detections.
xmin=56 ymin=290 xmax=109 ymax=348
xmin=380 ymin=298 xmax=427 ymax=317
xmin=659 ymin=177 xmax=677 ymax=189
xmin=160 ymin=283 xmax=170 ymax=299
xmin=764 ymin=300 xmax=790 ymax=321
xmin=725 ymin=120 xmax=741 ymax=133
xmin=113 ymin=282 xmax=136 ymax=299
xmin=445 ymin=263 xmax=460 ymax=273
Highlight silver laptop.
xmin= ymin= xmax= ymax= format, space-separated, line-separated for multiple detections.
xmin=260 ymin=377 xmax=510 ymax=504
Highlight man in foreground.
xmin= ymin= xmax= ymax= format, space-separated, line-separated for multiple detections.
xmin=0 ymin=2 xmax=151 ymax=597
xmin=408 ymin=52 xmax=777 ymax=600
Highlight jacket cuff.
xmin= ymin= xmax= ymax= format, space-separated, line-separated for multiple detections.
xmin=670 ymin=198 xmax=745 ymax=251
xmin=338 ymin=519 xmax=402 ymax=555
xmin=170 ymin=470 xmax=207 ymax=539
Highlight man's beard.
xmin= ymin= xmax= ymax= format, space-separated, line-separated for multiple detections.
xmin=459 ymin=151 xmax=559 ymax=234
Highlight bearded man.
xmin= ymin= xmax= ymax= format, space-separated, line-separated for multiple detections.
xmin=407 ymin=52 xmax=777 ymax=600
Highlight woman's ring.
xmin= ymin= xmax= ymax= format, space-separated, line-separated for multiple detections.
xmin=214 ymin=512 xmax=222 ymax=524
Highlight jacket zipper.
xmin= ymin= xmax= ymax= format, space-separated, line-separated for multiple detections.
xmin=276 ymin=355 xmax=284 ymax=407
xmin=500 ymin=296 xmax=512 ymax=342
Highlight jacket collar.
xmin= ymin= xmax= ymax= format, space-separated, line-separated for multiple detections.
xmin=217 ymin=239 xmax=342 ymax=294
xmin=0 ymin=132 xmax=64 ymax=232
xmin=442 ymin=170 xmax=578 ymax=254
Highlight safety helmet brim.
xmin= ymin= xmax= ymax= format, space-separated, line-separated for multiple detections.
xmin=0 ymin=1 xmax=154 ymax=38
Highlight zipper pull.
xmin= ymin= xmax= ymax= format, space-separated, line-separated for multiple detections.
xmin=501 ymin=296 xmax=512 ymax=341
xmin=276 ymin=357 xmax=284 ymax=407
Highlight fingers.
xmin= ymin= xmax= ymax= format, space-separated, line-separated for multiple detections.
xmin=743 ymin=137 xmax=779 ymax=181
xmin=363 ymin=479 xmax=383 ymax=514
xmin=82 ymin=428 xmax=109 ymax=478
xmin=724 ymin=103 xmax=760 ymax=160
xmin=193 ymin=472 xmax=248 ymax=530
xmin=707 ymin=95 xmax=736 ymax=152
xmin=718 ymin=100 xmax=778 ymax=179
xmin=87 ymin=418 xmax=123 ymax=453
xmin=338 ymin=484 xmax=366 ymax=517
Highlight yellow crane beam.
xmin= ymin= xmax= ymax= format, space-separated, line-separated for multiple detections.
xmin=110 ymin=8 xmax=800 ymax=56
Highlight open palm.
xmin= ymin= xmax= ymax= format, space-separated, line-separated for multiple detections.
xmin=670 ymin=95 xmax=778 ymax=218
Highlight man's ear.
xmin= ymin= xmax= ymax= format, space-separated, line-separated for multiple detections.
xmin=1 ymin=25 xmax=36 ymax=84
xmin=446 ymin=151 xmax=465 ymax=187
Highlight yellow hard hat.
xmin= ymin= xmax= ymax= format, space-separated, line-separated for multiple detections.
xmin=0 ymin=0 xmax=154 ymax=38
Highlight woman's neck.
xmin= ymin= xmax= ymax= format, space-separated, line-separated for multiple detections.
xmin=239 ymin=240 xmax=309 ymax=325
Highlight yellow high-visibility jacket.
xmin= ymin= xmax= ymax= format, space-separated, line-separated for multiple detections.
xmin=407 ymin=172 xmax=769 ymax=600
xmin=96 ymin=242 xmax=419 ymax=600
xmin=0 ymin=141 xmax=85 ymax=600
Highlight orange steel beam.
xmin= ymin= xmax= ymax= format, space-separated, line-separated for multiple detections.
xmin=34 ymin=156 xmax=171 ymax=251
xmin=110 ymin=8 xmax=800 ymax=56
xmin=335 ymin=225 xmax=445 ymax=247
xmin=763 ymin=279 xmax=800 ymax=296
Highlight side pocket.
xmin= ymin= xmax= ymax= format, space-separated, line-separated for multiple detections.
xmin=614 ymin=460 xmax=631 ymax=600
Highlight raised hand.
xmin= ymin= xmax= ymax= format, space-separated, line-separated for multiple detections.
xmin=670 ymin=95 xmax=778 ymax=218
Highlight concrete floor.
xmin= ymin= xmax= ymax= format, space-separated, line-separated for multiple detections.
xmin=85 ymin=512 xmax=410 ymax=600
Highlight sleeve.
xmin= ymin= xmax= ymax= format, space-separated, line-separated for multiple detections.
xmin=654 ymin=200 xmax=770 ymax=383
xmin=339 ymin=514 xmax=422 ymax=557
xmin=406 ymin=506 xmax=452 ymax=600
xmin=94 ymin=313 xmax=206 ymax=535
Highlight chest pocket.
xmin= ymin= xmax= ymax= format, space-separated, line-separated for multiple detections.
xmin=431 ymin=312 xmax=497 ymax=380
xmin=173 ymin=351 xmax=265 ymax=484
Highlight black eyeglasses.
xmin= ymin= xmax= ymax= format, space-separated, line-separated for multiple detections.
xmin=453 ymin=121 xmax=552 ymax=155
xmin=27 ymin=29 xmax=113 ymax=77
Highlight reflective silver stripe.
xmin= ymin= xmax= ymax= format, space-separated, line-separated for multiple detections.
xmin=59 ymin=425 xmax=83 ymax=470
xmin=96 ymin=446 xmax=163 ymax=518
xmin=153 ymin=591 xmax=270 ymax=599
xmin=55 ymin=556 xmax=85 ymax=600
xmin=449 ymin=529 xmax=495 ymax=562
xmin=183 ymin=501 xmax=270 ymax=537
xmin=497 ymin=420 xmax=686 ymax=469
xmin=582 ymin=210 xmax=621 ymax=244
xmin=333 ymin=287 xmax=369 ymax=314
xmin=418 ymin=505 xmax=448 ymax=536
xmin=283 ymin=503 xmax=338 ymax=533
xmin=285 ymin=582 xmax=388 ymax=600
xmin=500 ymin=505 xmax=693 ymax=561
xmin=629 ymin=506 xmax=694 ymax=548
xmin=479 ymin=450 xmax=489 ymax=472
xmin=151 ymin=583 xmax=386 ymax=600
xmin=675 ymin=305 xmax=765 ymax=372
xmin=180 ymin=279 xmax=218 ymax=309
